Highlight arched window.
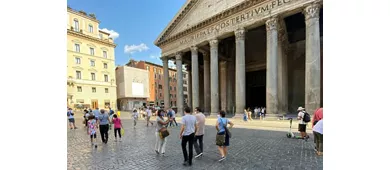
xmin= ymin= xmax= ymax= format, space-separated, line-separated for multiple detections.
xmin=73 ymin=19 xmax=79 ymax=31
xmin=89 ymin=24 xmax=93 ymax=33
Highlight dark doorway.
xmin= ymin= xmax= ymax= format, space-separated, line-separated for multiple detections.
xmin=246 ymin=70 xmax=266 ymax=109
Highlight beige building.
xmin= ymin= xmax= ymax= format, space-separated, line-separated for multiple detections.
xmin=115 ymin=66 xmax=150 ymax=111
xmin=155 ymin=0 xmax=323 ymax=116
xmin=67 ymin=7 xmax=117 ymax=109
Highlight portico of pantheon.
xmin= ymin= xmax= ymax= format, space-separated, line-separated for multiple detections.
xmin=155 ymin=0 xmax=323 ymax=117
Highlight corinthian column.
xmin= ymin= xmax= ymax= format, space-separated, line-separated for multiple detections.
xmin=209 ymin=39 xmax=219 ymax=116
xmin=191 ymin=46 xmax=199 ymax=109
xmin=202 ymin=51 xmax=211 ymax=115
xmin=175 ymin=52 xmax=184 ymax=116
xmin=266 ymin=17 xmax=279 ymax=115
xmin=277 ymin=20 xmax=289 ymax=114
xmin=220 ymin=61 xmax=227 ymax=112
xmin=186 ymin=65 xmax=192 ymax=108
xmin=234 ymin=28 xmax=246 ymax=118
xmin=161 ymin=56 xmax=170 ymax=110
xmin=304 ymin=3 xmax=321 ymax=114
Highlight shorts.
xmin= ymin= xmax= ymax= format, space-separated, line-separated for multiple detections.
xmin=90 ymin=134 xmax=96 ymax=139
xmin=68 ymin=118 xmax=75 ymax=123
xmin=217 ymin=132 xmax=230 ymax=146
xmin=298 ymin=124 xmax=307 ymax=132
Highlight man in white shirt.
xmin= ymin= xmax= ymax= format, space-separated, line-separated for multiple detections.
xmin=297 ymin=106 xmax=309 ymax=140
xmin=193 ymin=107 xmax=206 ymax=158
xmin=146 ymin=107 xmax=154 ymax=127
xmin=179 ymin=107 xmax=197 ymax=166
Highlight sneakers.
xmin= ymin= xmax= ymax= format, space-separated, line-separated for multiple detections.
xmin=155 ymin=150 xmax=160 ymax=154
xmin=182 ymin=161 xmax=191 ymax=166
xmin=94 ymin=144 xmax=97 ymax=148
xmin=195 ymin=153 xmax=203 ymax=158
xmin=119 ymin=138 xmax=122 ymax=142
xmin=114 ymin=138 xmax=117 ymax=142
xmin=218 ymin=156 xmax=226 ymax=162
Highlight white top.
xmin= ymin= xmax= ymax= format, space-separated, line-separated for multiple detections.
xmin=146 ymin=109 xmax=152 ymax=116
xmin=313 ymin=119 xmax=323 ymax=134
xmin=298 ymin=111 xmax=306 ymax=125
xmin=181 ymin=114 xmax=197 ymax=136
xmin=132 ymin=111 xmax=139 ymax=119
xmin=171 ymin=110 xmax=176 ymax=118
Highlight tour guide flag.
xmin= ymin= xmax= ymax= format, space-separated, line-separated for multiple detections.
xmin=117 ymin=111 xmax=121 ymax=117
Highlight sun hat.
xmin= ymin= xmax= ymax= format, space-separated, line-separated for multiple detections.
xmin=297 ymin=106 xmax=305 ymax=111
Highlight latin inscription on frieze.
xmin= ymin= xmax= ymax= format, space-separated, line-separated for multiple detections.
xmin=179 ymin=0 xmax=295 ymax=45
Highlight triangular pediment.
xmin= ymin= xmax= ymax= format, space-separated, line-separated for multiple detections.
xmin=154 ymin=0 xmax=245 ymax=45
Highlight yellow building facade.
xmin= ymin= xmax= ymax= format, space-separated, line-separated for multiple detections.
xmin=67 ymin=7 xmax=117 ymax=110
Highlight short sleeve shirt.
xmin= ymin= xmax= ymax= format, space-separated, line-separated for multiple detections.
xmin=98 ymin=113 xmax=109 ymax=125
xmin=156 ymin=116 xmax=165 ymax=132
xmin=217 ymin=117 xmax=229 ymax=133
xmin=181 ymin=114 xmax=197 ymax=136
xmin=171 ymin=110 xmax=176 ymax=118
xmin=195 ymin=113 xmax=206 ymax=136
xmin=298 ymin=111 xmax=306 ymax=125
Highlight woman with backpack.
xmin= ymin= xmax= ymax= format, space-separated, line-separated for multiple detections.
xmin=215 ymin=111 xmax=234 ymax=162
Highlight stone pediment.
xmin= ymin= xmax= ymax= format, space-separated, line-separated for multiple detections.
xmin=155 ymin=0 xmax=245 ymax=45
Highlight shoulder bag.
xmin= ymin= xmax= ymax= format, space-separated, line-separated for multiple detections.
xmin=158 ymin=118 xmax=170 ymax=139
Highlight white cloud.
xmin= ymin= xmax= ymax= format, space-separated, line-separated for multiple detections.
xmin=149 ymin=55 xmax=159 ymax=59
xmin=124 ymin=43 xmax=149 ymax=54
xmin=99 ymin=28 xmax=119 ymax=40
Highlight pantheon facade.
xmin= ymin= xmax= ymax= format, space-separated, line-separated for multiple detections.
xmin=155 ymin=0 xmax=323 ymax=117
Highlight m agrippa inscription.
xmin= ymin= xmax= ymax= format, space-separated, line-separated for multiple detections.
xmin=179 ymin=0 xmax=296 ymax=44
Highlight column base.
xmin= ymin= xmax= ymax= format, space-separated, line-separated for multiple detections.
xmin=208 ymin=112 xmax=219 ymax=118
xmin=233 ymin=113 xmax=244 ymax=119
xmin=262 ymin=114 xmax=284 ymax=121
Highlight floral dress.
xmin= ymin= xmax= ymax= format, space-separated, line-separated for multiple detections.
xmin=88 ymin=119 xmax=97 ymax=135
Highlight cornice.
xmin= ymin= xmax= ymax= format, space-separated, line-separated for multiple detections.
xmin=67 ymin=8 xmax=100 ymax=23
xmin=67 ymin=29 xmax=117 ymax=48
xmin=156 ymin=0 xmax=268 ymax=47
xmin=154 ymin=0 xmax=199 ymax=45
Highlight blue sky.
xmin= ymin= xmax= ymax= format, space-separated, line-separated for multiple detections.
xmin=67 ymin=0 xmax=186 ymax=66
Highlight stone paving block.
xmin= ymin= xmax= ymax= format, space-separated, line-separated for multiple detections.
xmin=68 ymin=119 xmax=322 ymax=169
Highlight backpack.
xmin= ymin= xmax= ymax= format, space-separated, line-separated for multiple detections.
xmin=303 ymin=112 xmax=311 ymax=123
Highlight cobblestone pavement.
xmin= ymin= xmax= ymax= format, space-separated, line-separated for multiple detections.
xmin=68 ymin=118 xmax=323 ymax=170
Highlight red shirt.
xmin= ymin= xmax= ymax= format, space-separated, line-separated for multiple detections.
xmin=312 ymin=108 xmax=323 ymax=127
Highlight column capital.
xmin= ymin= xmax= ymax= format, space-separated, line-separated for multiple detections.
xmin=190 ymin=46 xmax=198 ymax=53
xmin=234 ymin=28 xmax=246 ymax=41
xmin=201 ymin=51 xmax=210 ymax=61
xmin=303 ymin=3 xmax=320 ymax=21
xmin=265 ymin=17 xmax=279 ymax=31
xmin=209 ymin=39 xmax=219 ymax=48
xmin=175 ymin=52 xmax=183 ymax=60
xmin=160 ymin=56 xmax=168 ymax=61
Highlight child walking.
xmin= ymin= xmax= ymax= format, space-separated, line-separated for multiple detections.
xmin=133 ymin=109 xmax=139 ymax=128
xmin=87 ymin=115 xmax=98 ymax=148
xmin=112 ymin=114 xmax=123 ymax=142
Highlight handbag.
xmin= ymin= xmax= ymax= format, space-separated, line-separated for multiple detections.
xmin=221 ymin=118 xmax=232 ymax=138
xmin=121 ymin=129 xmax=125 ymax=136
xmin=159 ymin=127 xmax=170 ymax=139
